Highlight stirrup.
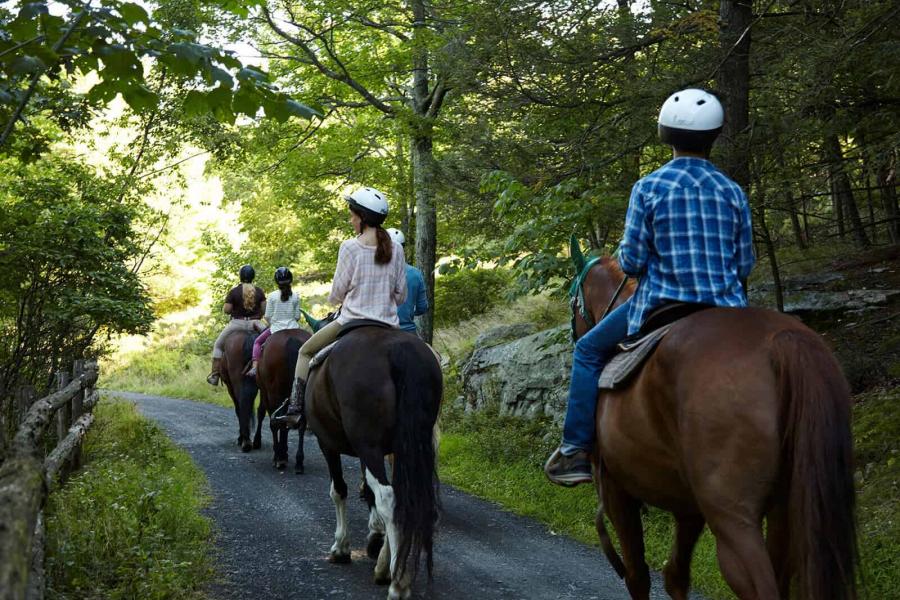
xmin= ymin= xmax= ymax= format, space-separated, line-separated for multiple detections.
xmin=272 ymin=399 xmax=290 ymax=420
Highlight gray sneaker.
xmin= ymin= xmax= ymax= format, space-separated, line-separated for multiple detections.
xmin=544 ymin=447 xmax=593 ymax=487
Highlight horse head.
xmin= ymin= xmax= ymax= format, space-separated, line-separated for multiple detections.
xmin=568 ymin=237 xmax=634 ymax=341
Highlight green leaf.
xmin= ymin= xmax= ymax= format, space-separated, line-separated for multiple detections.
xmin=284 ymin=98 xmax=320 ymax=119
xmin=87 ymin=80 xmax=118 ymax=103
xmin=236 ymin=66 xmax=267 ymax=83
xmin=206 ymin=86 xmax=234 ymax=124
xmin=118 ymin=3 xmax=149 ymax=25
xmin=9 ymin=55 xmax=46 ymax=75
xmin=232 ymin=86 xmax=259 ymax=117
xmin=18 ymin=2 xmax=49 ymax=20
xmin=208 ymin=66 xmax=233 ymax=89
xmin=182 ymin=90 xmax=208 ymax=117
xmin=122 ymin=84 xmax=158 ymax=112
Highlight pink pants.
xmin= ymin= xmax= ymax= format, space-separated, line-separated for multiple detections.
xmin=252 ymin=328 xmax=272 ymax=361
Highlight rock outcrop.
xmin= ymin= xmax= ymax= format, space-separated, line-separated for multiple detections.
xmin=459 ymin=325 xmax=571 ymax=421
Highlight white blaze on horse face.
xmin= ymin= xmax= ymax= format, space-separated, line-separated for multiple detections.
xmin=329 ymin=481 xmax=350 ymax=558
xmin=366 ymin=469 xmax=409 ymax=599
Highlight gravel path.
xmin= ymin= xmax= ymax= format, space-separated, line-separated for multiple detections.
xmin=111 ymin=391 xmax=685 ymax=600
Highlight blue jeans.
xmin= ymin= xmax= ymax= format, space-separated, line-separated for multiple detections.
xmin=561 ymin=300 xmax=631 ymax=454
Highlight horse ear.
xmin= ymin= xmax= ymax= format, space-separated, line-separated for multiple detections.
xmin=570 ymin=234 xmax=586 ymax=274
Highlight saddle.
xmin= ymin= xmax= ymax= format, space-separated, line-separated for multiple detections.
xmin=597 ymin=302 xmax=711 ymax=390
xmin=308 ymin=320 xmax=393 ymax=371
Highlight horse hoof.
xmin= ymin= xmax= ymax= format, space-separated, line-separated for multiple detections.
xmin=241 ymin=440 xmax=252 ymax=453
xmin=328 ymin=552 xmax=351 ymax=564
xmin=295 ymin=464 xmax=304 ymax=475
xmin=366 ymin=533 xmax=384 ymax=559
xmin=252 ymin=440 xmax=261 ymax=450
xmin=374 ymin=573 xmax=391 ymax=586
xmin=276 ymin=460 xmax=287 ymax=471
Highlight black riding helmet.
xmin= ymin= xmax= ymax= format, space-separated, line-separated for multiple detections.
xmin=274 ymin=266 xmax=293 ymax=284
xmin=239 ymin=264 xmax=255 ymax=283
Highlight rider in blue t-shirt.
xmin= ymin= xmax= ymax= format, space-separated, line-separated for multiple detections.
xmin=387 ymin=228 xmax=429 ymax=337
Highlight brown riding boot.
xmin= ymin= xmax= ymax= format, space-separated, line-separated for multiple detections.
xmin=207 ymin=358 xmax=222 ymax=386
xmin=274 ymin=377 xmax=307 ymax=429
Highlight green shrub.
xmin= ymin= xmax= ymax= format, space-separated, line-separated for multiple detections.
xmin=45 ymin=400 xmax=214 ymax=599
xmin=434 ymin=268 xmax=512 ymax=328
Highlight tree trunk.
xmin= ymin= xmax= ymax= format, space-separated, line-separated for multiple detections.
xmin=824 ymin=134 xmax=869 ymax=248
xmin=410 ymin=0 xmax=437 ymax=343
xmin=879 ymin=155 xmax=899 ymax=244
xmin=756 ymin=204 xmax=784 ymax=312
xmin=715 ymin=0 xmax=752 ymax=189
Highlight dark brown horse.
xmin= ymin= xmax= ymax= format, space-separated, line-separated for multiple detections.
xmin=307 ymin=326 xmax=441 ymax=600
xmin=570 ymin=251 xmax=857 ymax=600
xmin=256 ymin=328 xmax=311 ymax=472
xmin=220 ymin=330 xmax=259 ymax=453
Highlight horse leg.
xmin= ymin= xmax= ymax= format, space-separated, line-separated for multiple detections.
xmin=705 ymin=512 xmax=778 ymax=600
xmin=361 ymin=447 xmax=409 ymax=600
xmin=294 ymin=421 xmax=305 ymax=474
xmin=360 ymin=469 xmax=386 ymax=563
xmin=602 ymin=477 xmax=651 ymax=600
xmin=322 ymin=448 xmax=351 ymax=563
xmin=253 ymin=392 xmax=265 ymax=449
xmin=765 ymin=501 xmax=791 ymax=599
xmin=663 ymin=514 xmax=705 ymax=600
xmin=268 ymin=419 xmax=284 ymax=470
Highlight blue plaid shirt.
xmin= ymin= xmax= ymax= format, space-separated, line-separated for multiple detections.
xmin=618 ymin=157 xmax=755 ymax=335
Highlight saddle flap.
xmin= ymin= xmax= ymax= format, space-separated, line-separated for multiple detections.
xmin=597 ymin=324 xmax=673 ymax=391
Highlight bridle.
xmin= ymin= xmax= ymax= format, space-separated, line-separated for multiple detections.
xmin=568 ymin=259 xmax=629 ymax=342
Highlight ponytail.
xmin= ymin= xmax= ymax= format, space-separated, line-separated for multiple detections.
xmin=241 ymin=283 xmax=257 ymax=310
xmin=279 ymin=282 xmax=292 ymax=302
xmin=374 ymin=226 xmax=393 ymax=264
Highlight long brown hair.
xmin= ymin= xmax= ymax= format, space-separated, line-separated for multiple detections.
xmin=373 ymin=226 xmax=393 ymax=264
xmin=353 ymin=206 xmax=393 ymax=265
xmin=279 ymin=282 xmax=292 ymax=302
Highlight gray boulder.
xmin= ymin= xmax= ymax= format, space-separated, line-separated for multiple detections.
xmin=459 ymin=325 xmax=572 ymax=421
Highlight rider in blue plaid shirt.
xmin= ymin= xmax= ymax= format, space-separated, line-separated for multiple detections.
xmin=545 ymin=89 xmax=756 ymax=486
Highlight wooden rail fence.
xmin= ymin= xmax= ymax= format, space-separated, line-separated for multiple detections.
xmin=0 ymin=360 xmax=99 ymax=600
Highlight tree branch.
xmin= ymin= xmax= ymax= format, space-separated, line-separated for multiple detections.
xmin=262 ymin=7 xmax=395 ymax=115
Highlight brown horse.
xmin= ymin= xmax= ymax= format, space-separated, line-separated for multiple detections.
xmin=220 ymin=330 xmax=259 ymax=453
xmin=307 ymin=326 xmax=441 ymax=600
xmin=570 ymin=251 xmax=857 ymax=600
xmin=256 ymin=328 xmax=311 ymax=472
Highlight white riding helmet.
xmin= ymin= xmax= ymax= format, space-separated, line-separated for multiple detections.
xmin=658 ymin=88 xmax=724 ymax=152
xmin=386 ymin=228 xmax=406 ymax=246
xmin=344 ymin=187 xmax=389 ymax=226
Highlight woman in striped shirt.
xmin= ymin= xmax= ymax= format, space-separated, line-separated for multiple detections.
xmin=247 ymin=267 xmax=301 ymax=377
xmin=276 ymin=187 xmax=406 ymax=429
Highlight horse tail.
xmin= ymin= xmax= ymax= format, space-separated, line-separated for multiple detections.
xmin=389 ymin=340 xmax=441 ymax=581
xmin=771 ymin=329 xmax=858 ymax=599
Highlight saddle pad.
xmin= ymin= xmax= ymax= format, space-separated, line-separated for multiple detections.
xmin=597 ymin=324 xmax=673 ymax=390
xmin=309 ymin=341 xmax=339 ymax=371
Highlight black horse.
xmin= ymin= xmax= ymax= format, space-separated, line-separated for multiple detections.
xmin=256 ymin=328 xmax=312 ymax=472
xmin=307 ymin=325 xmax=442 ymax=600
xmin=220 ymin=330 xmax=259 ymax=452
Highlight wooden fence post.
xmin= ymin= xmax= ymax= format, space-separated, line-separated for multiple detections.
xmin=70 ymin=360 xmax=85 ymax=470
xmin=25 ymin=512 xmax=44 ymax=600
xmin=55 ymin=371 xmax=71 ymax=484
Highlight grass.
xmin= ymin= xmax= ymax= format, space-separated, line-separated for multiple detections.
xmin=101 ymin=346 xmax=231 ymax=407
xmin=433 ymin=291 xmax=570 ymax=364
xmin=45 ymin=399 xmax=214 ymax=600
xmin=852 ymin=386 xmax=900 ymax=598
